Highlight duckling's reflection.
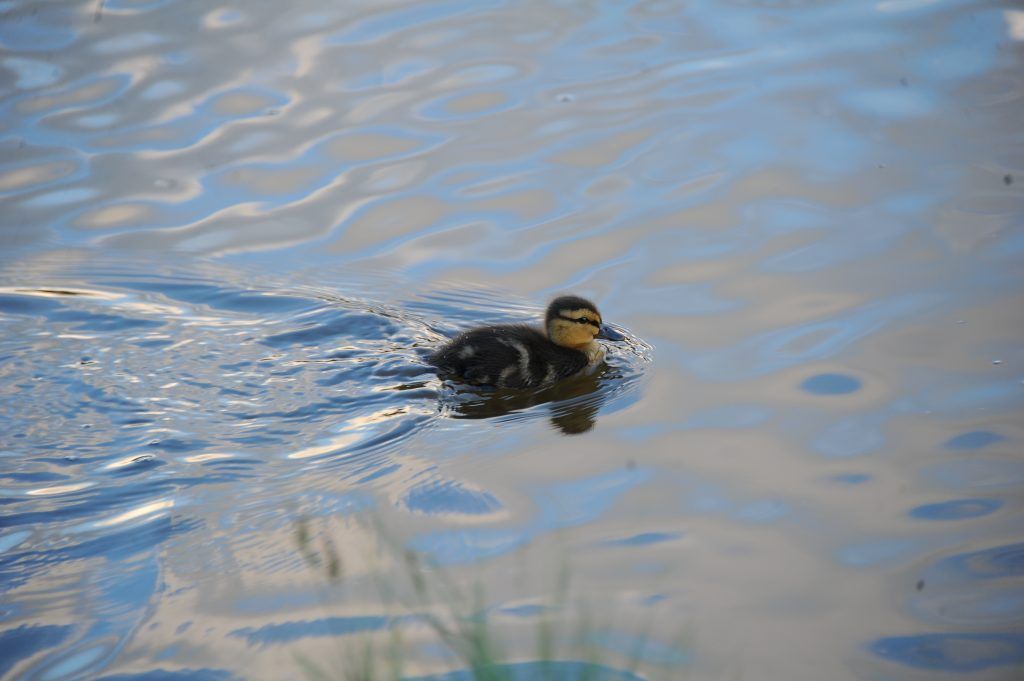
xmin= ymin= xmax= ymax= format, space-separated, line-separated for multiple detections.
xmin=445 ymin=366 xmax=609 ymax=435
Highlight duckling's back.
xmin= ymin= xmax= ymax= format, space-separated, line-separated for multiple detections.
xmin=430 ymin=325 xmax=587 ymax=388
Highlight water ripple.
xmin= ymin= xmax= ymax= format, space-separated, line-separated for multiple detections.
xmin=1 ymin=0 xmax=1022 ymax=676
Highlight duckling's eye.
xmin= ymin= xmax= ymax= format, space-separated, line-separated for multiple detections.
xmin=557 ymin=313 xmax=599 ymax=328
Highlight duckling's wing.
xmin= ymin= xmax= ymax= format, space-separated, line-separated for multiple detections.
xmin=431 ymin=325 xmax=585 ymax=388
xmin=429 ymin=325 xmax=532 ymax=385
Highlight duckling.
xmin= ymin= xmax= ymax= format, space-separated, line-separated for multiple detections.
xmin=429 ymin=295 xmax=625 ymax=388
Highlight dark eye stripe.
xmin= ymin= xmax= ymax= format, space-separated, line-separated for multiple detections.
xmin=559 ymin=314 xmax=599 ymax=328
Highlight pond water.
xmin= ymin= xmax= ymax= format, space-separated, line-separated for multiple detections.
xmin=1 ymin=0 xmax=1023 ymax=679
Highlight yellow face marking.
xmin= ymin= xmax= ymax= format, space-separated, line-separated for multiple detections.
xmin=549 ymin=314 xmax=599 ymax=348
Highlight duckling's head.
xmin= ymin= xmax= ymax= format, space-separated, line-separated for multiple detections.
xmin=545 ymin=295 xmax=624 ymax=349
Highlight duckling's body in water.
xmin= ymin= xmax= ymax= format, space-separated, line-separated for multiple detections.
xmin=429 ymin=295 xmax=624 ymax=388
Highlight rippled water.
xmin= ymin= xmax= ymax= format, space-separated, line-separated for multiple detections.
xmin=2 ymin=0 xmax=1023 ymax=679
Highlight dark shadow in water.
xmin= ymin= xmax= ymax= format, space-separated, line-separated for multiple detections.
xmin=440 ymin=366 xmax=614 ymax=435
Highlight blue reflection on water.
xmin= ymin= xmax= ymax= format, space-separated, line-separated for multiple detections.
xmin=0 ymin=530 xmax=31 ymax=554
xmin=498 ymin=603 xmax=548 ymax=618
xmin=2 ymin=55 xmax=62 ymax=89
xmin=830 ymin=473 xmax=872 ymax=485
xmin=688 ymin=294 xmax=936 ymax=380
xmin=588 ymin=630 xmax=690 ymax=667
xmin=933 ymin=542 xmax=1024 ymax=581
xmin=329 ymin=0 xmax=501 ymax=45
xmin=800 ymin=373 xmax=862 ymax=395
xmin=404 ymin=479 xmax=502 ymax=516
xmin=229 ymin=616 xmax=400 ymax=646
xmin=908 ymin=498 xmax=1002 ymax=521
xmin=601 ymin=532 xmax=682 ymax=548
xmin=410 ymin=467 xmax=651 ymax=564
xmin=870 ymin=633 xmax=1024 ymax=672
xmin=0 ymin=625 xmax=74 ymax=678
xmin=734 ymin=500 xmax=789 ymax=524
xmin=0 ymin=4 xmax=77 ymax=51
xmin=96 ymin=670 xmax=236 ymax=681
xmin=36 ymin=642 xmax=115 ymax=680
xmin=836 ymin=537 xmax=927 ymax=568
xmin=813 ymin=413 xmax=886 ymax=459
xmin=924 ymin=460 xmax=1024 ymax=490
xmin=944 ymin=431 xmax=1006 ymax=450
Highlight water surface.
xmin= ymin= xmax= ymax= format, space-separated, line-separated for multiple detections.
xmin=1 ymin=0 xmax=1023 ymax=679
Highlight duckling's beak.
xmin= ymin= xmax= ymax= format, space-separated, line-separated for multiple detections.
xmin=596 ymin=323 xmax=625 ymax=342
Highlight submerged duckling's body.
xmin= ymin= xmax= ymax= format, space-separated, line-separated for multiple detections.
xmin=429 ymin=295 xmax=623 ymax=388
